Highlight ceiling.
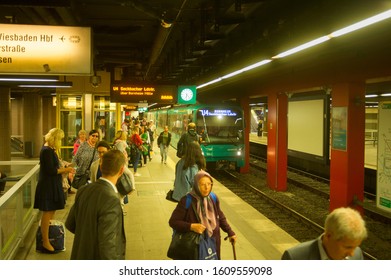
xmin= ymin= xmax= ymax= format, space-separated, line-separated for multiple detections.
xmin=1 ymin=0 xmax=391 ymax=98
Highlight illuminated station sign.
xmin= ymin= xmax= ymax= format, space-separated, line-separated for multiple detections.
xmin=0 ymin=24 xmax=92 ymax=75
xmin=110 ymin=83 xmax=177 ymax=104
xmin=200 ymin=109 xmax=237 ymax=116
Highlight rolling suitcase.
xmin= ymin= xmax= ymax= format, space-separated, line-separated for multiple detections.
xmin=36 ymin=220 xmax=65 ymax=252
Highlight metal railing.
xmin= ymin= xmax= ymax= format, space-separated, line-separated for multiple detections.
xmin=0 ymin=162 xmax=40 ymax=260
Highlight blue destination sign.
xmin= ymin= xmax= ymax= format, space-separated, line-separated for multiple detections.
xmin=200 ymin=109 xmax=237 ymax=116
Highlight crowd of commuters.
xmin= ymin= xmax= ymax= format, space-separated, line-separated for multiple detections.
xmin=29 ymin=118 xmax=368 ymax=261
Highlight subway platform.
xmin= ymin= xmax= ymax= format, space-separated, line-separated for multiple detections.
xmin=14 ymin=147 xmax=299 ymax=260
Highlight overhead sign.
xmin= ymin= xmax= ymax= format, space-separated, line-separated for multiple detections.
xmin=200 ymin=109 xmax=237 ymax=116
xmin=177 ymin=85 xmax=197 ymax=104
xmin=111 ymin=83 xmax=177 ymax=104
xmin=0 ymin=24 xmax=92 ymax=75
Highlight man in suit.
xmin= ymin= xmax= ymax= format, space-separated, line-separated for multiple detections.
xmin=282 ymin=207 xmax=367 ymax=260
xmin=65 ymin=150 xmax=126 ymax=259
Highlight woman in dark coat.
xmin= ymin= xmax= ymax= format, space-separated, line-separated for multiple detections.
xmin=34 ymin=128 xmax=75 ymax=253
xmin=169 ymin=170 xmax=237 ymax=259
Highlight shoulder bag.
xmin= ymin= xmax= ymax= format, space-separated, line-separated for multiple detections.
xmin=71 ymin=149 xmax=96 ymax=189
xmin=167 ymin=230 xmax=200 ymax=260
xmin=116 ymin=171 xmax=134 ymax=195
xmin=167 ymin=203 xmax=200 ymax=259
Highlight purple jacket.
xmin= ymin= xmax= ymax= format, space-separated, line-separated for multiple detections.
xmin=169 ymin=194 xmax=235 ymax=259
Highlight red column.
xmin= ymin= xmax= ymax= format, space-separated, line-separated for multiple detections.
xmin=240 ymin=96 xmax=250 ymax=173
xmin=267 ymin=92 xmax=288 ymax=191
xmin=330 ymin=82 xmax=365 ymax=213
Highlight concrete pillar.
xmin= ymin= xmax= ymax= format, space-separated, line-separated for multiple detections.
xmin=267 ymin=92 xmax=288 ymax=191
xmin=0 ymin=88 xmax=11 ymax=164
xmin=330 ymin=82 xmax=365 ymax=213
xmin=23 ymin=93 xmax=43 ymax=158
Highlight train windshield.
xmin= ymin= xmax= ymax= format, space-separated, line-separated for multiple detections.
xmin=196 ymin=108 xmax=244 ymax=144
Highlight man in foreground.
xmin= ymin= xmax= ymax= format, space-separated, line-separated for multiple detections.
xmin=282 ymin=207 xmax=367 ymax=260
xmin=65 ymin=150 xmax=126 ymax=259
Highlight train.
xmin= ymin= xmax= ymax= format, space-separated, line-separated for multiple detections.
xmin=146 ymin=103 xmax=245 ymax=170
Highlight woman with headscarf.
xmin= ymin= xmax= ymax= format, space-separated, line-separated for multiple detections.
xmin=168 ymin=170 xmax=237 ymax=259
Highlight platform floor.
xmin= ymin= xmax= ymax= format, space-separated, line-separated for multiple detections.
xmin=15 ymin=146 xmax=299 ymax=260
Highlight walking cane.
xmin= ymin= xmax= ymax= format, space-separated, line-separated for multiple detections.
xmin=224 ymin=236 xmax=237 ymax=260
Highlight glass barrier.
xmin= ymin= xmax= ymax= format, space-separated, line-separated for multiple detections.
xmin=0 ymin=161 xmax=40 ymax=260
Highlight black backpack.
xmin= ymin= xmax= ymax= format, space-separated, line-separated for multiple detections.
xmin=176 ymin=133 xmax=199 ymax=158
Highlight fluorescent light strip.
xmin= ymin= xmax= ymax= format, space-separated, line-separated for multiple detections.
xmin=380 ymin=93 xmax=391 ymax=97
xmin=197 ymin=9 xmax=391 ymax=89
xmin=198 ymin=60 xmax=272 ymax=88
xmin=0 ymin=78 xmax=59 ymax=82
xmin=330 ymin=9 xmax=391 ymax=37
xmin=272 ymin=36 xmax=330 ymax=59
xmin=365 ymin=94 xmax=378 ymax=98
xmin=241 ymin=59 xmax=272 ymax=71
xmin=197 ymin=78 xmax=222 ymax=89
xmin=18 ymin=84 xmax=72 ymax=88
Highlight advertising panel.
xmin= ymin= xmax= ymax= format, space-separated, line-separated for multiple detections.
xmin=331 ymin=107 xmax=347 ymax=151
xmin=377 ymin=102 xmax=391 ymax=212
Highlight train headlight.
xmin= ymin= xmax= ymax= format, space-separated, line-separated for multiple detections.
xmin=237 ymin=149 xmax=242 ymax=156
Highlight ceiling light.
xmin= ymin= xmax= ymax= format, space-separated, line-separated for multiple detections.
xmin=161 ymin=20 xmax=172 ymax=28
xmin=380 ymin=93 xmax=391 ymax=97
xmin=365 ymin=94 xmax=378 ymax=98
xmin=272 ymin=36 xmax=330 ymax=59
xmin=241 ymin=60 xmax=272 ymax=71
xmin=330 ymin=9 xmax=391 ymax=38
xmin=197 ymin=78 xmax=222 ymax=89
xmin=198 ymin=9 xmax=391 ymax=90
xmin=0 ymin=75 xmax=59 ymax=82
xmin=17 ymin=81 xmax=73 ymax=88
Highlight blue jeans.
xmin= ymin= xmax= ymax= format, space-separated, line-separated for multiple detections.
xmin=132 ymin=151 xmax=140 ymax=172
xmin=159 ymin=144 xmax=168 ymax=162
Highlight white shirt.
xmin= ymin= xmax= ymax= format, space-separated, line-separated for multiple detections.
xmin=317 ymin=234 xmax=330 ymax=260
xmin=99 ymin=177 xmax=118 ymax=193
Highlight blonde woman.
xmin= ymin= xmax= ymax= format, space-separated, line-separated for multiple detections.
xmin=113 ymin=130 xmax=129 ymax=161
xmin=34 ymin=128 xmax=75 ymax=253
xmin=73 ymin=129 xmax=87 ymax=156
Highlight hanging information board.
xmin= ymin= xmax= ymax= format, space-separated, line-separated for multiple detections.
xmin=0 ymin=23 xmax=92 ymax=75
xmin=110 ymin=83 xmax=177 ymax=104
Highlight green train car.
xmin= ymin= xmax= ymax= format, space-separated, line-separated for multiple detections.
xmin=147 ymin=103 xmax=245 ymax=170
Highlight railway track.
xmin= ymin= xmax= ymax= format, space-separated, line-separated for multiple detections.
xmin=210 ymin=168 xmax=388 ymax=259
xmin=212 ymin=170 xmax=324 ymax=239
xmin=250 ymin=154 xmax=384 ymax=218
